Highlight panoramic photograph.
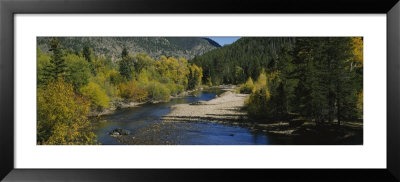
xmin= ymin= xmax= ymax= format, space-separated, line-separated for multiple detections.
xmin=36 ymin=37 xmax=363 ymax=145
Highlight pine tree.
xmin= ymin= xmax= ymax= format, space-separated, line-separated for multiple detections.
xmin=82 ymin=45 xmax=96 ymax=75
xmin=121 ymin=47 xmax=129 ymax=58
xmin=118 ymin=48 xmax=132 ymax=80
xmin=83 ymin=45 xmax=92 ymax=63
xmin=292 ymin=37 xmax=360 ymax=125
xmin=43 ymin=37 xmax=67 ymax=83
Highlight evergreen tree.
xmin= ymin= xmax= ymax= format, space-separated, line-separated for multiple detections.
xmin=82 ymin=45 xmax=96 ymax=75
xmin=292 ymin=37 xmax=358 ymax=124
xmin=118 ymin=48 xmax=132 ymax=80
xmin=83 ymin=45 xmax=93 ymax=63
xmin=121 ymin=47 xmax=129 ymax=58
xmin=43 ymin=37 xmax=67 ymax=82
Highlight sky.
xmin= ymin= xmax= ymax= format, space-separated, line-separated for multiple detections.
xmin=207 ymin=37 xmax=241 ymax=46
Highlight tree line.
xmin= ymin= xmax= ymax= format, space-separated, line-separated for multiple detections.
xmin=192 ymin=37 xmax=363 ymax=124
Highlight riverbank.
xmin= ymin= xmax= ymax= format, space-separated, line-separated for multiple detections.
xmin=160 ymin=87 xmax=363 ymax=145
xmin=107 ymin=85 xmax=362 ymax=145
xmin=87 ymin=99 xmax=146 ymax=117
xmin=162 ymin=89 xmax=248 ymax=123
xmin=88 ymin=86 xmax=217 ymax=117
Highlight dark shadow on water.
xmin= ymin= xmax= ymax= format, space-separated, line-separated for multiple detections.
xmin=93 ymin=88 xmax=266 ymax=145
xmin=92 ymin=88 xmax=362 ymax=145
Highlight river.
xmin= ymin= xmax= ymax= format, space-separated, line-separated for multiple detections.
xmin=93 ymin=88 xmax=272 ymax=145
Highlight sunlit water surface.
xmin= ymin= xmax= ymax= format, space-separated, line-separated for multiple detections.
xmin=93 ymin=89 xmax=272 ymax=145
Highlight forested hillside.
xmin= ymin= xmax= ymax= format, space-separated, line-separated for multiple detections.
xmin=37 ymin=37 xmax=220 ymax=61
xmin=190 ymin=37 xmax=296 ymax=84
xmin=191 ymin=37 xmax=363 ymax=124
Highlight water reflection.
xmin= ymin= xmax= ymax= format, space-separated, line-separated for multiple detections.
xmin=93 ymin=89 xmax=270 ymax=145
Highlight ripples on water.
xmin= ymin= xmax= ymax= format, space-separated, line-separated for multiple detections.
xmin=93 ymin=88 xmax=270 ymax=145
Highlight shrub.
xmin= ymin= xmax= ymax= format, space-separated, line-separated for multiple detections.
xmin=206 ymin=77 xmax=213 ymax=87
xmin=118 ymin=80 xmax=148 ymax=102
xmin=244 ymin=72 xmax=282 ymax=120
xmin=166 ymin=82 xmax=184 ymax=96
xmin=246 ymin=87 xmax=273 ymax=120
xmin=254 ymin=72 xmax=268 ymax=90
xmin=80 ymin=82 xmax=110 ymax=109
xmin=188 ymin=64 xmax=203 ymax=90
xmin=239 ymin=77 xmax=254 ymax=94
xmin=146 ymin=82 xmax=170 ymax=101
xmin=108 ymin=69 xmax=125 ymax=86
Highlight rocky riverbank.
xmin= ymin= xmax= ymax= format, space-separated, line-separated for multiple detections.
xmin=106 ymin=85 xmax=363 ymax=145
xmin=160 ymin=87 xmax=363 ymax=145
xmin=87 ymin=99 xmax=146 ymax=117
xmin=87 ymin=86 xmax=214 ymax=117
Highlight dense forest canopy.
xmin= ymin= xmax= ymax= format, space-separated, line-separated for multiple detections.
xmin=190 ymin=37 xmax=296 ymax=84
xmin=191 ymin=37 xmax=363 ymax=124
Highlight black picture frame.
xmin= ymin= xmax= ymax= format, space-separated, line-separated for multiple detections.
xmin=1 ymin=0 xmax=399 ymax=181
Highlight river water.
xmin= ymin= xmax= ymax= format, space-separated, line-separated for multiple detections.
xmin=93 ymin=88 xmax=271 ymax=145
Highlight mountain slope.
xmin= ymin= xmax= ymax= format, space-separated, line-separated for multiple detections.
xmin=37 ymin=37 xmax=221 ymax=61
xmin=190 ymin=37 xmax=296 ymax=84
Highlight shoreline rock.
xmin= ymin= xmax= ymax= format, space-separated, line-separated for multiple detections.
xmin=109 ymin=128 xmax=131 ymax=137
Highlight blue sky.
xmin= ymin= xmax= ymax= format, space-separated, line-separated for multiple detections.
xmin=207 ymin=37 xmax=241 ymax=46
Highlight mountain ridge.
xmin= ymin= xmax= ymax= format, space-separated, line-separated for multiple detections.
xmin=37 ymin=37 xmax=221 ymax=61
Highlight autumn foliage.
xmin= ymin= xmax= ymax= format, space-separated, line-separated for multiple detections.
xmin=37 ymin=38 xmax=205 ymax=144
xmin=37 ymin=79 xmax=97 ymax=145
